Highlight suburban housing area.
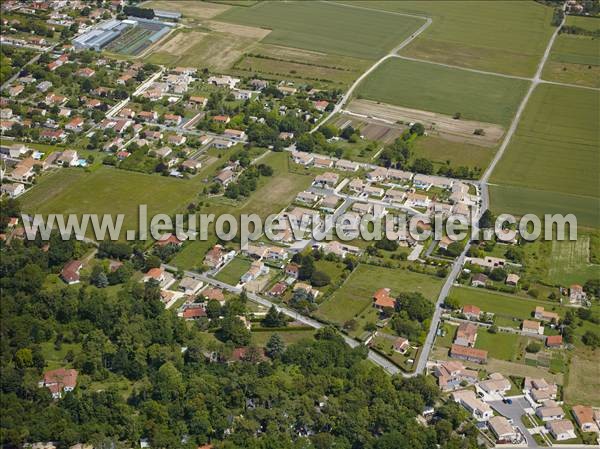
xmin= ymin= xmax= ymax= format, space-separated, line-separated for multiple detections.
xmin=0 ymin=0 xmax=598 ymax=448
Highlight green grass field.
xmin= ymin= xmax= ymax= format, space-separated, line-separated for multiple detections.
xmin=357 ymin=58 xmax=529 ymax=126
xmin=216 ymin=1 xmax=424 ymax=60
xmin=215 ymin=257 xmax=252 ymax=285
xmin=251 ymin=329 xmax=316 ymax=346
xmin=20 ymin=167 xmax=204 ymax=237
xmin=490 ymin=84 xmax=599 ymax=228
xmin=315 ymin=264 xmax=443 ymax=327
xmin=474 ymin=331 xmax=524 ymax=362
xmin=342 ymin=0 xmax=555 ymax=77
xmin=412 ymin=136 xmax=496 ymax=172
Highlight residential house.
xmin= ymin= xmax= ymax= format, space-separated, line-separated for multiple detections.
xmin=278 ymin=131 xmax=294 ymax=141
xmin=364 ymin=185 xmax=384 ymax=198
xmin=546 ymin=420 xmax=576 ymax=441
xmin=212 ymin=138 xmax=233 ymax=149
xmin=207 ymin=75 xmax=240 ymax=89
xmin=569 ymin=284 xmax=587 ymax=304
xmin=413 ymin=174 xmax=453 ymax=190
xmin=10 ymin=159 xmax=35 ymax=182
xmin=155 ymin=233 xmax=185 ymax=247
xmin=168 ymin=134 xmax=186 ymax=146
xmin=465 ymin=256 xmax=506 ymax=270
xmin=293 ymin=282 xmax=319 ymax=300
xmin=536 ymin=401 xmax=565 ymax=422
xmin=57 ymin=150 xmax=79 ymax=166
xmin=278 ymin=85 xmax=297 ymax=96
xmin=268 ymin=282 xmax=287 ymax=297
xmin=373 ymin=288 xmax=395 ymax=310
xmin=65 ymin=117 xmax=85 ymax=132
xmin=1 ymin=183 xmax=25 ymax=198
xmin=506 ymin=273 xmax=520 ymax=286
xmin=335 ymin=159 xmax=359 ymax=172
xmin=292 ymin=151 xmax=314 ymax=166
xmin=296 ymin=190 xmax=319 ymax=205
xmin=213 ymin=115 xmax=231 ymax=124
xmin=524 ymin=377 xmax=558 ymax=402
xmin=202 ymin=287 xmax=225 ymax=304
xmin=314 ymin=172 xmax=339 ymax=187
xmin=392 ymin=337 xmax=410 ymax=354
xmin=455 ymin=323 xmax=478 ymax=347
xmin=352 ymin=201 xmax=372 ymax=215
xmin=319 ymin=240 xmax=361 ymax=259
xmin=387 ymin=168 xmax=413 ymax=183
xmin=522 ymin=320 xmax=543 ymax=335
xmin=450 ymin=344 xmax=488 ymax=364
xmin=233 ymin=89 xmax=255 ymax=100
xmin=223 ymin=129 xmax=246 ymax=141
xmin=348 ymin=178 xmax=365 ymax=193
xmin=215 ymin=168 xmax=235 ymax=185
xmin=163 ymin=114 xmax=182 ymax=126
xmin=478 ymin=373 xmax=511 ymax=395
xmin=76 ymin=67 xmax=95 ymax=78
xmin=452 ymin=389 xmax=493 ymax=421
xmin=320 ymin=194 xmax=339 ymax=212
xmin=60 ymin=260 xmax=82 ymax=284
xmin=143 ymin=268 xmax=165 ymax=284
xmin=546 ymin=335 xmax=563 ymax=348
xmin=313 ymin=157 xmax=333 ymax=168
xmin=188 ymin=96 xmax=207 ymax=108
xmin=572 ymin=405 xmax=599 ymax=433
xmin=367 ymin=167 xmax=388 ymax=182
xmin=471 ymin=273 xmax=489 ymax=288
xmin=433 ymin=360 xmax=478 ymax=391
xmin=462 ymin=304 xmax=481 ymax=321
xmin=534 ymin=306 xmax=560 ymax=323
xmin=405 ymin=192 xmax=431 ymax=208
xmin=204 ymin=245 xmax=228 ymax=269
xmin=179 ymin=277 xmax=203 ymax=296
xmin=181 ymin=159 xmax=202 ymax=172
xmin=285 ymin=263 xmax=300 ymax=279
xmin=182 ymin=306 xmax=207 ymax=320
xmin=241 ymin=260 xmax=269 ymax=283
xmin=138 ymin=111 xmax=158 ymax=122
xmin=39 ymin=368 xmax=78 ymax=399
xmin=384 ymin=189 xmax=406 ymax=203
xmin=488 ymin=416 xmax=519 ymax=443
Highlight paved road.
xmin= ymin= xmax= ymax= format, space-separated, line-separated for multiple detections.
xmin=162 ymin=263 xmax=402 ymax=375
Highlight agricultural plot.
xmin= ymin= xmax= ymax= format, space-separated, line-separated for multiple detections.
xmin=143 ymin=1 xmax=232 ymax=20
xmin=543 ymin=17 xmax=600 ymax=88
xmin=564 ymin=349 xmax=600 ymax=406
xmin=315 ymin=264 xmax=443 ymax=328
xmin=342 ymin=0 xmax=555 ymax=76
xmin=412 ymin=136 xmax=495 ymax=173
xmin=490 ymin=84 xmax=600 ymax=228
xmin=356 ymin=59 xmax=529 ymax=126
xmin=104 ymin=21 xmax=171 ymax=56
xmin=216 ymin=1 xmax=424 ymax=60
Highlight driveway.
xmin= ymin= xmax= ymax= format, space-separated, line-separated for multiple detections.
xmin=489 ymin=398 xmax=540 ymax=448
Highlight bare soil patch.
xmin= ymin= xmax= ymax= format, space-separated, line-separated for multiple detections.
xmin=156 ymin=31 xmax=207 ymax=56
xmin=333 ymin=114 xmax=405 ymax=144
xmin=207 ymin=20 xmax=271 ymax=40
xmin=347 ymin=99 xmax=504 ymax=147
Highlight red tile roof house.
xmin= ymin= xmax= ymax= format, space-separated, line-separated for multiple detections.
xmin=202 ymin=287 xmax=225 ymax=304
xmin=61 ymin=260 xmax=82 ymax=284
xmin=143 ymin=267 xmax=165 ymax=283
xmin=285 ymin=263 xmax=300 ymax=279
xmin=39 ymin=368 xmax=78 ymax=399
xmin=163 ymin=114 xmax=182 ymax=126
xmin=572 ymin=405 xmax=599 ymax=433
xmin=461 ymin=305 xmax=481 ymax=321
xmin=182 ymin=306 xmax=207 ymax=321
xmin=268 ymin=282 xmax=287 ymax=297
xmin=545 ymin=335 xmax=563 ymax=348
xmin=203 ymin=245 xmax=227 ymax=268
xmin=450 ymin=344 xmax=488 ymax=364
xmin=373 ymin=288 xmax=395 ymax=311
xmin=155 ymin=233 xmax=185 ymax=247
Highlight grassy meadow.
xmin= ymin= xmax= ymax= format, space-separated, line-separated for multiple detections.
xmin=412 ymin=136 xmax=496 ymax=172
xmin=356 ymin=58 xmax=529 ymax=126
xmin=490 ymin=84 xmax=599 ymax=228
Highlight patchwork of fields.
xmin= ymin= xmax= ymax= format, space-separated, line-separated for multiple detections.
xmin=356 ymin=58 xmax=529 ymax=126
xmin=339 ymin=0 xmax=555 ymax=77
xmin=490 ymin=83 xmax=600 ymax=227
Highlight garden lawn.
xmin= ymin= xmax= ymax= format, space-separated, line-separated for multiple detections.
xmin=315 ymin=264 xmax=443 ymax=326
xmin=215 ymin=257 xmax=252 ymax=285
xmin=357 ymin=58 xmax=529 ymax=126
xmin=216 ymin=1 xmax=424 ymax=60
xmin=251 ymin=329 xmax=316 ymax=346
xmin=474 ymin=331 xmax=523 ymax=362
xmin=490 ymin=83 xmax=600 ymax=228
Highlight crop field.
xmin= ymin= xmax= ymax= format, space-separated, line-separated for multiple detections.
xmin=340 ymin=0 xmax=555 ymax=77
xmin=143 ymin=1 xmax=232 ymax=20
xmin=490 ymin=84 xmax=599 ymax=228
xmin=356 ymin=59 xmax=528 ymax=126
xmin=216 ymin=1 xmax=424 ymax=60
xmin=19 ymin=167 xmax=205 ymax=238
xmin=543 ymin=17 xmax=600 ymax=88
xmin=412 ymin=136 xmax=495 ymax=173
xmin=315 ymin=264 xmax=443 ymax=327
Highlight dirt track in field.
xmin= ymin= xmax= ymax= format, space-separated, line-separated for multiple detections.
xmin=347 ymin=99 xmax=504 ymax=147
